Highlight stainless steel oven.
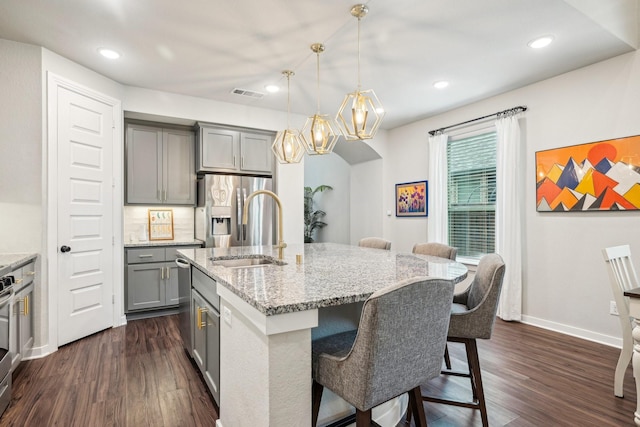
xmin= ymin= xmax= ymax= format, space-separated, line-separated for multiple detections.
xmin=0 ymin=271 xmax=14 ymax=418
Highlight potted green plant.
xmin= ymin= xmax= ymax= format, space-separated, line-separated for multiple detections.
xmin=304 ymin=185 xmax=332 ymax=243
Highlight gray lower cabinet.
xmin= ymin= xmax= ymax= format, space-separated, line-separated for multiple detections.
xmin=126 ymin=245 xmax=200 ymax=313
xmin=126 ymin=122 xmax=195 ymax=205
xmin=10 ymin=260 xmax=35 ymax=371
xmin=191 ymin=267 xmax=220 ymax=405
xmin=196 ymin=122 xmax=274 ymax=175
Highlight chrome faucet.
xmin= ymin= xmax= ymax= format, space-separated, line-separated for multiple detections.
xmin=242 ymin=190 xmax=286 ymax=260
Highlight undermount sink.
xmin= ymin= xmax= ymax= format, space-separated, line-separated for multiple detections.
xmin=213 ymin=256 xmax=285 ymax=269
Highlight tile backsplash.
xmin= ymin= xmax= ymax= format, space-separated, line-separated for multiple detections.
xmin=124 ymin=206 xmax=194 ymax=243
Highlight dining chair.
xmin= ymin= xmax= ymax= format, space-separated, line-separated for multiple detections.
xmin=312 ymin=277 xmax=455 ymax=427
xmin=412 ymin=242 xmax=457 ymax=260
xmin=412 ymin=242 xmax=458 ymax=369
xmin=602 ymin=244 xmax=638 ymax=398
xmin=358 ymin=237 xmax=392 ymax=250
xmin=418 ymin=253 xmax=505 ymax=427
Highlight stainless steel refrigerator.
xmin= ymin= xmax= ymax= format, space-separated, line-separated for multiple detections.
xmin=195 ymin=174 xmax=275 ymax=248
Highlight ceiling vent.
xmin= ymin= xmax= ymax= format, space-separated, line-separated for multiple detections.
xmin=231 ymin=88 xmax=264 ymax=99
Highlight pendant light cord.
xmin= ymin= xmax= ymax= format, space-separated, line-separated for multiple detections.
xmin=286 ymin=73 xmax=291 ymax=129
xmin=357 ymin=16 xmax=361 ymax=90
xmin=316 ymin=51 xmax=321 ymax=113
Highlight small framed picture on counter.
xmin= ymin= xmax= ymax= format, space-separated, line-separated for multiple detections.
xmin=148 ymin=209 xmax=174 ymax=240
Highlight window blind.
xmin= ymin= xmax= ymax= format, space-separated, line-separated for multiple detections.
xmin=447 ymin=131 xmax=496 ymax=261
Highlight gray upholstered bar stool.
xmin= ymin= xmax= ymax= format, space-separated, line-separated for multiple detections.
xmin=311 ymin=277 xmax=455 ymax=427
xmin=412 ymin=242 xmax=457 ymax=260
xmin=419 ymin=253 xmax=505 ymax=427
xmin=358 ymin=237 xmax=392 ymax=250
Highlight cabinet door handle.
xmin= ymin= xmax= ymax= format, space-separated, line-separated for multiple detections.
xmin=236 ymin=188 xmax=242 ymax=240
xmin=15 ymin=278 xmax=23 ymax=285
xmin=233 ymin=155 xmax=236 ymax=167
xmin=241 ymin=156 xmax=244 ymax=168
xmin=20 ymin=296 xmax=28 ymax=316
xmin=138 ymin=254 xmax=154 ymax=258
xmin=166 ymin=266 xmax=170 ymax=280
xmin=161 ymin=267 xmax=165 ymax=280
xmin=27 ymin=271 xmax=35 ymax=277
xmin=197 ymin=307 xmax=208 ymax=330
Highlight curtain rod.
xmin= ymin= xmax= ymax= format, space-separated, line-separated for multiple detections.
xmin=427 ymin=105 xmax=527 ymax=136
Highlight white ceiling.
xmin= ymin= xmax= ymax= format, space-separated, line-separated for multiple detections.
xmin=0 ymin=0 xmax=638 ymax=129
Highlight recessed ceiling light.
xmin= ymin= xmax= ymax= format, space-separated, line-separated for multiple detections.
xmin=433 ymin=81 xmax=449 ymax=89
xmin=528 ymin=36 xmax=554 ymax=49
xmin=98 ymin=48 xmax=121 ymax=59
xmin=264 ymin=84 xmax=280 ymax=93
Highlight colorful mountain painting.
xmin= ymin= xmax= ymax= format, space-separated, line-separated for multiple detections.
xmin=536 ymin=135 xmax=640 ymax=211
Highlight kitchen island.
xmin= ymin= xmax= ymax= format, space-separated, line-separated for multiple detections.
xmin=178 ymin=243 xmax=467 ymax=427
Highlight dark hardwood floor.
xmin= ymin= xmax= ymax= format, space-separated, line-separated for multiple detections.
xmin=406 ymin=320 xmax=636 ymax=427
xmin=2 ymin=315 xmax=218 ymax=427
xmin=1 ymin=316 xmax=635 ymax=426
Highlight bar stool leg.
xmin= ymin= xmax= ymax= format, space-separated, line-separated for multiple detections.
xmin=312 ymin=380 xmax=324 ymax=426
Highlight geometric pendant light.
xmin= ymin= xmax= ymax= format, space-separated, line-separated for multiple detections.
xmin=336 ymin=4 xmax=385 ymax=141
xmin=271 ymin=70 xmax=305 ymax=164
xmin=301 ymin=43 xmax=341 ymax=155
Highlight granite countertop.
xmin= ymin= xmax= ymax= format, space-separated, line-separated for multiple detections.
xmin=125 ymin=239 xmax=204 ymax=248
xmin=178 ymin=242 xmax=468 ymax=316
xmin=0 ymin=253 xmax=38 ymax=274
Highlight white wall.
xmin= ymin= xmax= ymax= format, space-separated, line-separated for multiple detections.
xmin=0 ymin=39 xmax=46 ymax=359
xmin=304 ymin=152 xmax=350 ymax=244
xmin=0 ymin=40 xmax=42 ymax=253
xmin=386 ymin=49 xmax=640 ymax=345
xmin=383 ymin=120 xmax=431 ymax=253
xmin=350 ymin=159 xmax=384 ymax=245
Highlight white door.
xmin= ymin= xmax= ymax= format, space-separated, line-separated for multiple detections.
xmin=57 ymin=86 xmax=114 ymax=346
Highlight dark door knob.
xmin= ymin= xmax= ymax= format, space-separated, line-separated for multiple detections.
xmin=60 ymin=245 xmax=71 ymax=253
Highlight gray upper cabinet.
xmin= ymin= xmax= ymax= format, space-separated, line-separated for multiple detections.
xmin=126 ymin=122 xmax=195 ymax=205
xmin=199 ymin=126 xmax=238 ymax=172
xmin=197 ymin=123 xmax=274 ymax=175
xmin=240 ymin=132 xmax=273 ymax=173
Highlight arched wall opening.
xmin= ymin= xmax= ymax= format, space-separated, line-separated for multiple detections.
xmin=304 ymin=140 xmax=383 ymax=245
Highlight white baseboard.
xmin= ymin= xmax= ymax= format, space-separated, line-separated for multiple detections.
xmin=215 ymin=420 xmax=223 ymax=427
xmin=23 ymin=343 xmax=53 ymax=361
xmin=521 ymin=315 xmax=622 ymax=349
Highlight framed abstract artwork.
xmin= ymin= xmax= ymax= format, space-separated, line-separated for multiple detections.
xmin=536 ymin=135 xmax=640 ymax=212
xmin=148 ymin=209 xmax=174 ymax=240
xmin=396 ymin=181 xmax=428 ymax=217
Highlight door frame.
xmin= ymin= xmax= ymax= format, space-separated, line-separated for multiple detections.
xmin=46 ymin=72 xmax=124 ymax=353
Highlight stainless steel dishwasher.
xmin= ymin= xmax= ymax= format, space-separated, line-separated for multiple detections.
xmin=175 ymin=257 xmax=192 ymax=356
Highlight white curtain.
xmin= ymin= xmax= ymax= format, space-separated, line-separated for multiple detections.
xmin=495 ymin=113 xmax=523 ymax=321
xmin=427 ymin=132 xmax=449 ymax=243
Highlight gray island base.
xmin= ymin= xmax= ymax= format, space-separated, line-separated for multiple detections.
xmin=178 ymin=243 xmax=467 ymax=426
